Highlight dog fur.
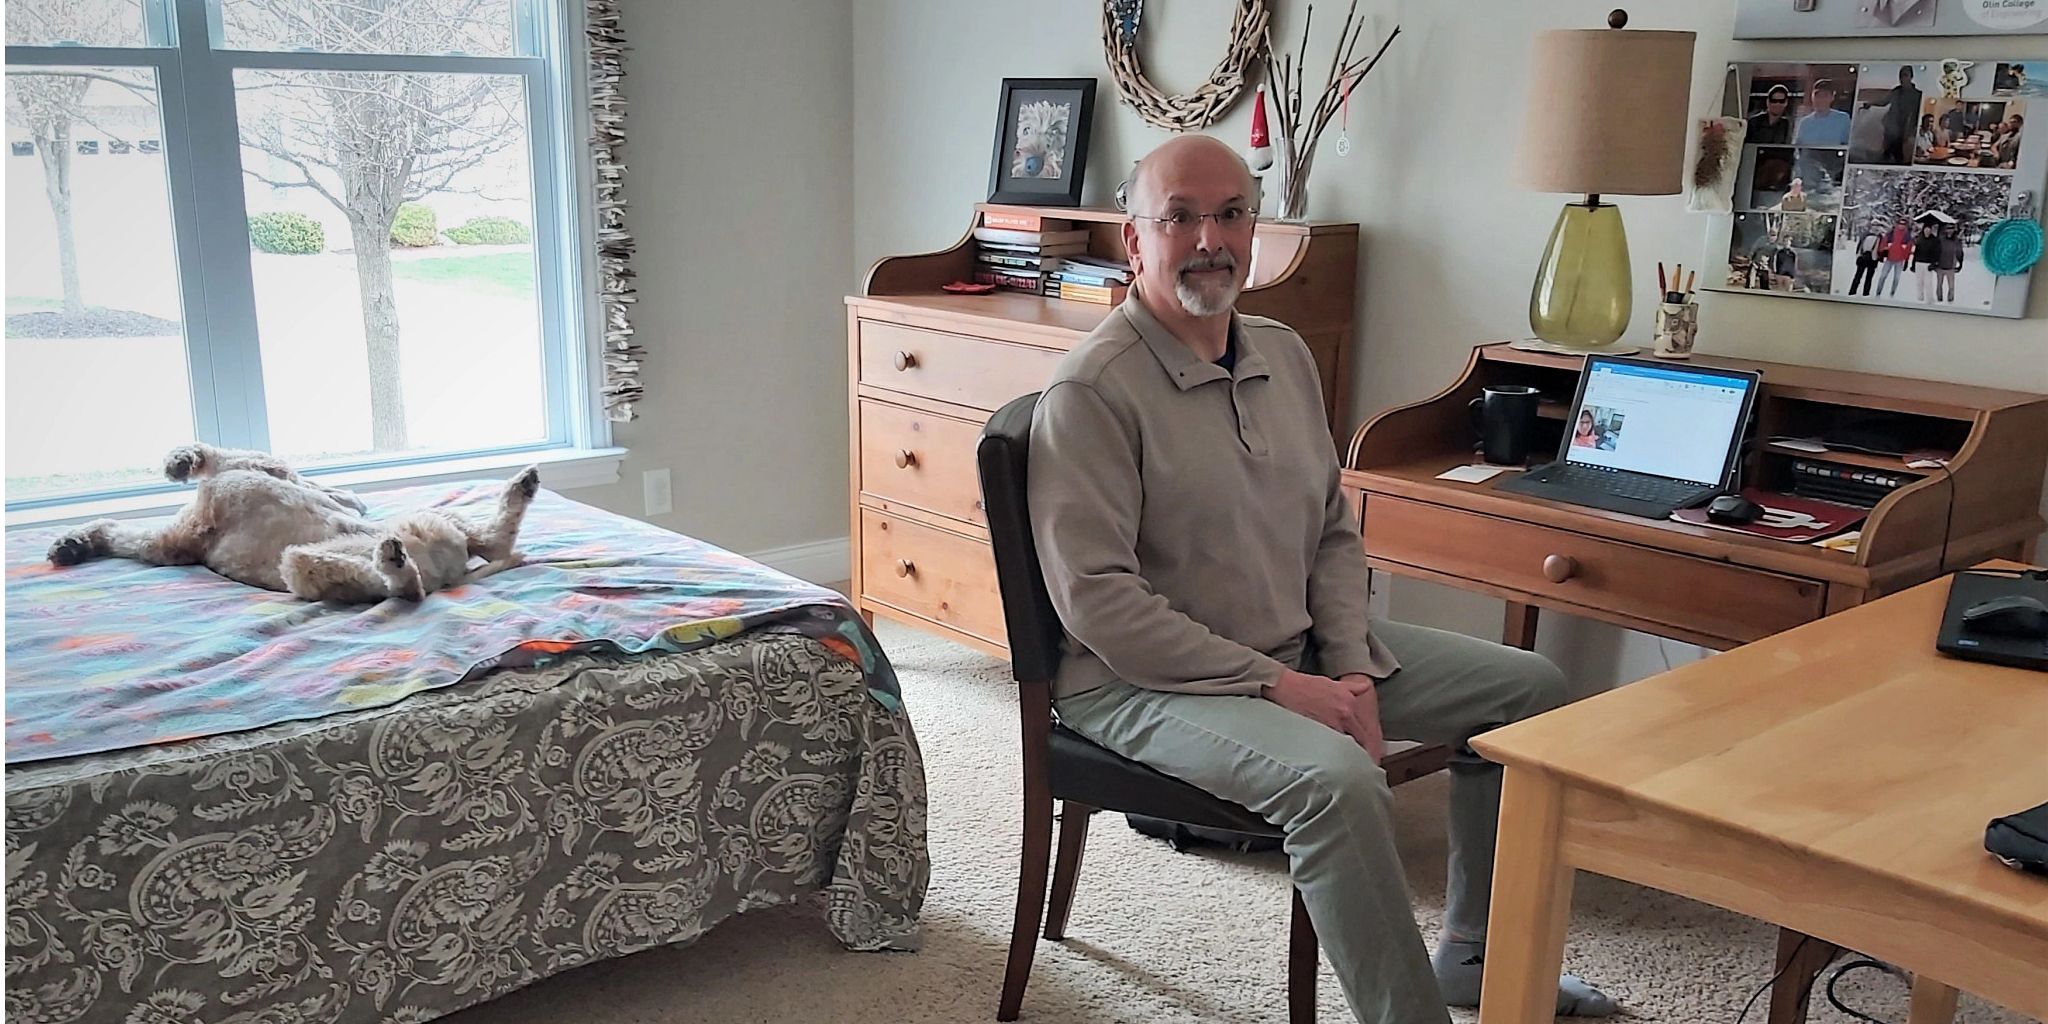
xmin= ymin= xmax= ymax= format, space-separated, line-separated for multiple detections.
xmin=47 ymin=444 xmax=539 ymax=603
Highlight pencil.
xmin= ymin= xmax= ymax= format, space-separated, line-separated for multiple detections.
xmin=1683 ymin=270 xmax=1696 ymax=298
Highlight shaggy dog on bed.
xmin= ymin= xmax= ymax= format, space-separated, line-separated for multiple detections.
xmin=47 ymin=444 xmax=539 ymax=603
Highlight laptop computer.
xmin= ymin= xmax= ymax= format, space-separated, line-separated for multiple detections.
xmin=1497 ymin=355 xmax=1762 ymax=519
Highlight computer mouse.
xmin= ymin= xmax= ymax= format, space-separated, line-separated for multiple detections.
xmin=1705 ymin=494 xmax=1763 ymax=525
xmin=1962 ymin=594 xmax=2048 ymax=638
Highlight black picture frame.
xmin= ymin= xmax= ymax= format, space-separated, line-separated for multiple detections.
xmin=987 ymin=78 xmax=1096 ymax=207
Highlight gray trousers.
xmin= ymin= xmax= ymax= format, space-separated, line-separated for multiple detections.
xmin=1053 ymin=619 xmax=1569 ymax=1024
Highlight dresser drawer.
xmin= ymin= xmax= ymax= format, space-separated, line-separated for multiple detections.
xmin=858 ymin=320 xmax=1060 ymax=412
xmin=859 ymin=400 xmax=988 ymax=526
xmin=1361 ymin=495 xmax=1825 ymax=644
xmin=860 ymin=510 xmax=1006 ymax=646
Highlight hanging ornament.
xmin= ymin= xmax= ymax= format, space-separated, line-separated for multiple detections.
xmin=1335 ymin=73 xmax=1357 ymax=157
xmin=1247 ymin=84 xmax=1274 ymax=172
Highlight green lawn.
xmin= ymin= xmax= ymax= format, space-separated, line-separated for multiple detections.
xmin=392 ymin=253 xmax=535 ymax=297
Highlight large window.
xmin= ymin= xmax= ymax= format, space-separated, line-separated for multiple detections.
xmin=5 ymin=0 xmax=594 ymax=507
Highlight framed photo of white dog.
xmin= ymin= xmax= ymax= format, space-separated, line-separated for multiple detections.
xmin=986 ymin=76 xmax=1096 ymax=206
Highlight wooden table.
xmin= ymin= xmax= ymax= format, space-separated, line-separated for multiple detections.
xmin=1469 ymin=568 xmax=2048 ymax=1024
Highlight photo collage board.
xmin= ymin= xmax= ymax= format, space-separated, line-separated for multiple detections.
xmin=1706 ymin=59 xmax=2045 ymax=317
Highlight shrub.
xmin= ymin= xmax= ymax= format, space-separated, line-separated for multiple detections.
xmin=445 ymin=215 xmax=532 ymax=246
xmin=390 ymin=203 xmax=438 ymax=248
xmin=247 ymin=211 xmax=325 ymax=255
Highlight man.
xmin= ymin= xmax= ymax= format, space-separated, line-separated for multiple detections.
xmin=1027 ymin=135 xmax=1616 ymax=1024
xmin=1747 ymin=84 xmax=1793 ymax=144
xmin=1992 ymin=114 xmax=2024 ymax=168
xmin=1795 ymin=79 xmax=1851 ymax=146
xmin=1864 ymin=64 xmax=1922 ymax=164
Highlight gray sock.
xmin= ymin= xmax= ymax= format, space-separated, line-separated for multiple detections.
xmin=1431 ymin=938 xmax=1619 ymax=1017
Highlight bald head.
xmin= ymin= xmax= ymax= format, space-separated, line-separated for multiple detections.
xmin=1121 ymin=135 xmax=1260 ymax=324
xmin=1126 ymin=135 xmax=1259 ymax=217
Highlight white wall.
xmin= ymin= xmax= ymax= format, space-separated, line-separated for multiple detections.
xmin=850 ymin=0 xmax=2048 ymax=687
xmin=574 ymin=0 xmax=856 ymax=562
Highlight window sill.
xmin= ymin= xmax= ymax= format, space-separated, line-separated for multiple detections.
xmin=6 ymin=447 xmax=627 ymax=530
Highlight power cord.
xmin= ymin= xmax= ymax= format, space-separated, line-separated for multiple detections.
xmin=1733 ymin=935 xmax=1831 ymax=1024
xmin=1732 ymin=942 xmax=1910 ymax=1024
xmin=1824 ymin=958 xmax=1905 ymax=1024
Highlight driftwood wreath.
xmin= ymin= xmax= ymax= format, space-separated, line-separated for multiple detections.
xmin=1102 ymin=0 xmax=1270 ymax=132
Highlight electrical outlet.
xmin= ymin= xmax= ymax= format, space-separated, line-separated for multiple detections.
xmin=1367 ymin=570 xmax=1392 ymax=619
xmin=642 ymin=468 xmax=672 ymax=516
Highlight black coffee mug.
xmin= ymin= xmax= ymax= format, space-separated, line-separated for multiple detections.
xmin=1468 ymin=385 xmax=1542 ymax=465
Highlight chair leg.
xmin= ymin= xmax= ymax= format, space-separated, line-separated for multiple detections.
xmin=998 ymin=767 xmax=1055 ymax=1020
xmin=1044 ymin=802 xmax=1094 ymax=940
xmin=1289 ymin=887 xmax=1318 ymax=1024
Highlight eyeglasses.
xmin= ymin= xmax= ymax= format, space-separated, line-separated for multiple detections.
xmin=1130 ymin=205 xmax=1259 ymax=236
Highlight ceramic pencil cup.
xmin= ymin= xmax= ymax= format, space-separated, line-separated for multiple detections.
xmin=1653 ymin=301 xmax=1698 ymax=360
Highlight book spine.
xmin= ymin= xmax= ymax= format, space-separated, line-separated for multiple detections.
xmin=977 ymin=252 xmax=1050 ymax=270
xmin=1047 ymin=282 xmax=1127 ymax=305
xmin=982 ymin=209 xmax=1074 ymax=232
xmin=972 ymin=268 xmax=1046 ymax=293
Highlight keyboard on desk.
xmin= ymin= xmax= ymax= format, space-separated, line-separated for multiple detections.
xmin=1545 ymin=464 xmax=1708 ymax=503
xmin=1497 ymin=462 xmax=1716 ymax=518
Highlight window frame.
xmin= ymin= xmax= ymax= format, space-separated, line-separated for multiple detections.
xmin=4 ymin=0 xmax=610 ymax=513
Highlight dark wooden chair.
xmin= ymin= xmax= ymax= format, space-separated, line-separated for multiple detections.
xmin=976 ymin=392 xmax=1447 ymax=1023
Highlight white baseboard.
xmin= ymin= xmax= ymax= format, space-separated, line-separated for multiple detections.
xmin=746 ymin=536 xmax=851 ymax=585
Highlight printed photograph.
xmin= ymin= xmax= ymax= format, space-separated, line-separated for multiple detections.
xmin=1990 ymin=62 xmax=2040 ymax=98
xmin=1748 ymin=146 xmax=1844 ymax=213
xmin=986 ymin=78 xmax=1096 ymax=206
xmin=1834 ymin=167 xmax=2012 ymax=308
xmin=1922 ymin=98 xmax=2026 ymax=170
xmin=1010 ymin=100 xmax=1071 ymax=180
xmin=1850 ymin=62 xmax=1925 ymax=166
xmin=1571 ymin=406 xmax=1623 ymax=452
xmin=1744 ymin=64 xmax=1857 ymax=148
xmin=1854 ymin=0 xmax=1936 ymax=30
xmin=1727 ymin=212 xmax=1837 ymax=295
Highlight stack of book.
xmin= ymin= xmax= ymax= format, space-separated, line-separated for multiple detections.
xmin=971 ymin=209 xmax=1089 ymax=294
xmin=1044 ymin=255 xmax=1131 ymax=305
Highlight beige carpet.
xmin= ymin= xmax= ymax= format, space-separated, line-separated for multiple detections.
xmin=450 ymin=620 xmax=2031 ymax=1024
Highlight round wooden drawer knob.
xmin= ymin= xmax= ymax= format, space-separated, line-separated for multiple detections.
xmin=1542 ymin=554 xmax=1578 ymax=583
xmin=894 ymin=449 xmax=918 ymax=469
xmin=894 ymin=559 xmax=916 ymax=578
xmin=893 ymin=350 xmax=918 ymax=371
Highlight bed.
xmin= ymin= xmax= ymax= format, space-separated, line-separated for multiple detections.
xmin=4 ymin=482 xmax=928 ymax=1024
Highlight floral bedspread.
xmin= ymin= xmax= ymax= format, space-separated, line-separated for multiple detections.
xmin=5 ymin=635 xmax=928 ymax=1024
xmin=5 ymin=481 xmax=898 ymax=764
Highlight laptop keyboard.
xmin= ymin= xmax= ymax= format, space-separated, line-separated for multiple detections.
xmin=1545 ymin=463 xmax=1708 ymax=505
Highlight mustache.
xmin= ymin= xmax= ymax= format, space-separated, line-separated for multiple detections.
xmin=1178 ymin=252 xmax=1238 ymax=275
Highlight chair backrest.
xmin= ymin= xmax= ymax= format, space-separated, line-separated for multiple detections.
xmin=976 ymin=392 xmax=1065 ymax=685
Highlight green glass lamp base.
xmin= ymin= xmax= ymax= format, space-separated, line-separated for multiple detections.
xmin=1529 ymin=200 xmax=1633 ymax=349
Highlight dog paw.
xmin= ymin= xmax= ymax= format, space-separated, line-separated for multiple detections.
xmin=329 ymin=487 xmax=369 ymax=515
xmin=378 ymin=537 xmax=409 ymax=571
xmin=163 ymin=445 xmax=208 ymax=482
xmin=47 ymin=533 xmax=93 ymax=566
xmin=510 ymin=466 xmax=540 ymax=500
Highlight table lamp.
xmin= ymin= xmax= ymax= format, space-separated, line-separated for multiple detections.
xmin=1515 ymin=10 xmax=1695 ymax=349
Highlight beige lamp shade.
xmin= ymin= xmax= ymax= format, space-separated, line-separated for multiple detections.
xmin=1514 ymin=23 xmax=1697 ymax=196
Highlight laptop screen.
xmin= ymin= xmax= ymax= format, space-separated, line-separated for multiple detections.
xmin=1564 ymin=358 xmax=1756 ymax=486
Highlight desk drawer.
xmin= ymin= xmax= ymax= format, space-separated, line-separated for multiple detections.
xmin=858 ymin=320 xmax=1060 ymax=412
xmin=859 ymin=400 xmax=988 ymax=526
xmin=860 ymin=509 xmax=1006 ymax=646
xmin=1362 ymin=496 xmax=1825 ymax=643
